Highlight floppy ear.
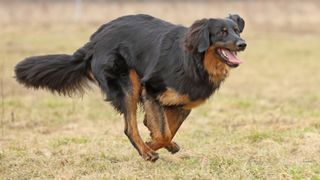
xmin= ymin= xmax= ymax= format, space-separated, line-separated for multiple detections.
xmin=228 ymin=14 xmax=245 ymax=33
xmin=185 ymin=19 xmax=210 ymax=53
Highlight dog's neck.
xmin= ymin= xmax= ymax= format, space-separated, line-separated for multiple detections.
xmin=203 ymin=46 xmax=230 ymax=87
xmin=181 ymin=38 xmax=229 ymax=90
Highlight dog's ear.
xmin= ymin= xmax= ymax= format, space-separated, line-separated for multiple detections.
xmin=228 ymin=14 xmax=245 ymax=33
xmin=185 ymin=19 xmax=210 ymax=53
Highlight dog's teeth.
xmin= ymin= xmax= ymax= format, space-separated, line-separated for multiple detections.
xmin=222 ymin=50 xmax=228 ymax=57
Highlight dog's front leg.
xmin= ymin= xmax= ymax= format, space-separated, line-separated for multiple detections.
xmin=142 ymin=89 xmax=175 ymax=151
xmin=163 ymin=107 xmax=190 ymax=153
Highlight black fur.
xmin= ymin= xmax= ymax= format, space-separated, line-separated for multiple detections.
xmin=15 ymin=43 xmax=94 ymax=96
xmin=15 ymin=14 xmax=246 ymax=113
xmin=228 ymin=14 xmax=245 ymax=33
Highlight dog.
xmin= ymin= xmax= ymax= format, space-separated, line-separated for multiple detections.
xmin=15 ymin=14 xmax=246 ymax=162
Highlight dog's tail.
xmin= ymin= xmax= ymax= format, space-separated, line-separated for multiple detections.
xmin=15 ymin=43 xmax=94 ymax=96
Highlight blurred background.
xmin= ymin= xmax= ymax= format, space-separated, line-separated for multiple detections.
xmin=1 ymin=0 xmax=320 ymax=32
xmin=1 ymin=0 xmax=320 ymax=179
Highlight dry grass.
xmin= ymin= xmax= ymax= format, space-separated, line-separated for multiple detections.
xmin=1 ymin=1 xmax=320 ymax=179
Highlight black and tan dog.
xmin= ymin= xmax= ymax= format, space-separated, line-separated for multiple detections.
xmin=15 ymin=14 xmax=246 ymax=162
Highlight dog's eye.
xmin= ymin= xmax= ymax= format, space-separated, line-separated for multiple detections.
xmin=222 ymin=29 xmax=228 ymax=36
xmin=217 ymin=28 xmax=228 ymax=36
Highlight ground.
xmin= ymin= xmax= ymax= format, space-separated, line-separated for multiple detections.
xmin=0 ymin=1 xmax=320 ymax=179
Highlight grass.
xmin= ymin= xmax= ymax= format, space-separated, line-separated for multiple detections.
xmin=1 ymin=1 xmax=320 ymax=179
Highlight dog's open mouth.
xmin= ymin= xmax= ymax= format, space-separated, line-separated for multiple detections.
xmin=215 ymin=48 xmax=242 ymax=68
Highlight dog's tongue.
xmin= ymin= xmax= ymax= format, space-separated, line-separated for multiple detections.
xmin=222 ymin=49 xmax=242 ymax=64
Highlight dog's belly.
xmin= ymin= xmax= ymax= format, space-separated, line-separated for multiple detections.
xmin=157 ymin=88 xmax=207 ymax=110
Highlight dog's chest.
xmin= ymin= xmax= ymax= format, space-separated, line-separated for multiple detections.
xmin=157 ymin=88 xmax=207 ymax=109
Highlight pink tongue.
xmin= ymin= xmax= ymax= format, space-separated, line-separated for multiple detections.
xmin=222 ymin=49 xmax=242 ymax=64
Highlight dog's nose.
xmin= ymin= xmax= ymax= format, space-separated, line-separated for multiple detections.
xmin=236 ymin=40 xmax=247 ymax=50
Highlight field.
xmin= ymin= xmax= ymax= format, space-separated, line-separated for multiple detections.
xmin=1 ymin=1 xmax=320 ymax=179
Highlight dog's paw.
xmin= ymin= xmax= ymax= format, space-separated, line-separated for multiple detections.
xmin=165 ymin=141 xmax=180 ymax=154
xmin=141 ymin=150 xmax=159 ymax=162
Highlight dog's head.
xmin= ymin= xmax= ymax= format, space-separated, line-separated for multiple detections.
xmin=185 ymin=14 xmax=246 ymax=68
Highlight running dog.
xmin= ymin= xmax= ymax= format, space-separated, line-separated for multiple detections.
xmin=15 ymin=14 xmax=247 ymax=162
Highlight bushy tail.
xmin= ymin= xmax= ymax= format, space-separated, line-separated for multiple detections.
xmin=15 ymin=44 xmax=94 ymax=96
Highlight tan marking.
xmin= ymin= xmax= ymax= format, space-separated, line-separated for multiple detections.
xmin=203 ymin=46 xmax=230 ymax=85
xmin=158 ymin=88 xmax=206 ymax=109
xmin=158 ymin=88 xmax=190 ymax=106
xmin=88 ymin=70 xmax=94 ymax=79
xmin=182 ymin=99 xmax=207 ymax=110
xmin=129 ymin=70 xmax=141 ymax=101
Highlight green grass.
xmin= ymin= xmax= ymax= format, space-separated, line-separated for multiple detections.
xmin=1 ymin=20 xmax=320 ymax=180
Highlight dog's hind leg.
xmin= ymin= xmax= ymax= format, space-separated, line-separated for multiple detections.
xmin=92 ymin=50 xmax=158 ymax=161
xmin=123 ymin=70 xmax=159 ymax=162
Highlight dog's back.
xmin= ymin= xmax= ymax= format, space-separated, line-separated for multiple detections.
xmin=90 ymin=14 xmax=186 ymax=72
